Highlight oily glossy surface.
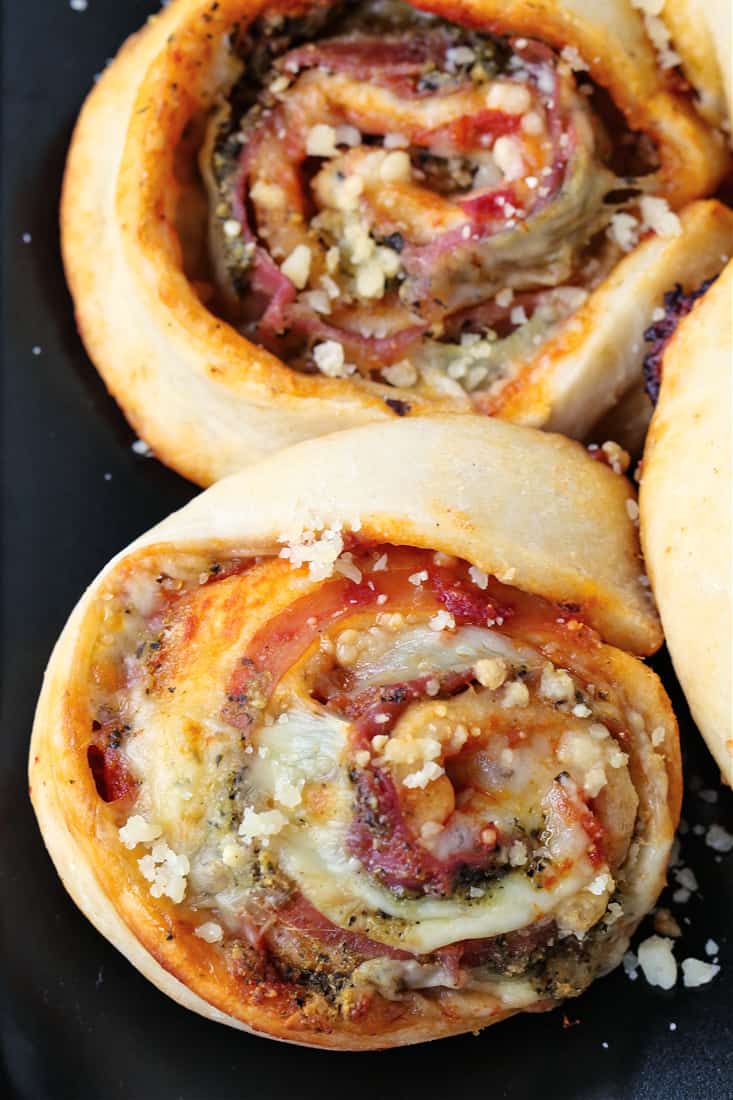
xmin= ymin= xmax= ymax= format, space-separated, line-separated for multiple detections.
xmin=2 ymin=2 xmax=732 ymax=1095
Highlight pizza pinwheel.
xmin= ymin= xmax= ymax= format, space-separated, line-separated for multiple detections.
xmin=30 ymin=418 xmax=681 ymax=1048
xmin=61 ymin=0 xmax=731 ymax=484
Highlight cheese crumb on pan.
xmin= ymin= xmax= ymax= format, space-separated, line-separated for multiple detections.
xmin=681 ymin=958 xmax=720 ymax=988
xmin=706 ymin=825 xmax=733 ymax=853
xmin=637 ymin=935 xmax=677 ymax=989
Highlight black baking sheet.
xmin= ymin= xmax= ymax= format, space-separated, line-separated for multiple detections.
xmin=2 ymin=2 xmax=732 ymax=1097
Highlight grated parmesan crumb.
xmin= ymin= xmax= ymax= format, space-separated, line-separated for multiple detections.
xmin=608 ymin=212 xmax=639 ymax=252
xmin=278 ymin=525 xmax=344 ymax=581
xmin=119 ymin=815 xmax=162 ymax=849
xmin=408 ymin=570 xmax=429 ymax=586
xmin=383 ymin=133 xmax=409 ymax=149
xmin=604 ymin=901 xmax=623 ymax=927
xmin=681 ymin=958 xmax=720 ymax=988
xmin=640 ymin=9 xmax=681 ymax=69
xmin=403 ymin=761 xmax=445 ymax=789
xmin=474 ymin=657 xmax=508 ymax=690
xmin=706 ymin=824 xmax=733 ymax=853
xmin=250 ymin=180 xmax=285 ymax=209
xmin=194 ymin=921 xmax=223 ymax=943
xmin=540 ymin=663 xmax=575 ymax=704
xmin=492 ymin=135 xmax=525 ymax=181
xmin=587 ymin=870 xmax=615 ymax=896
xmin=521 ymin=111 xmax=543 ymax=135
xmin=640 ymin=195 xmax=681 ymax=239
xmin=334 ymin=552 xmax=362 ymax=583
xmin=637 ymin=935 xmax=677 ymax=989
xmin=429 ymin=610 xmax=456 ymax=632
xmin=306 ymin=123 xmax=337 ymax=157
xmin=379 ymin=151 xmax=411 ymax=183
xmin=674 ymin=867 xmax=698 ymax=892
xmin=313 ymin=340 xmax=353 ymax=378
xmin=138 ymin=840 xmax=189 ymax=904
xmin=560 ymin=44 xmax=589 ymax=71
xmin=280 ymin=244 xmax=312 ymax=289
xmin=623 ymin=950 xmax=639 ymax=980
xmin=468 ymin=565 xmax=489 ymax=590
xmin=485 ymin=82 xmax=532 ymax=114
xmin=382 ymin=360 xmax=417 ymax=388
xmin=500 ymin=680 xmax=530 ymax=709
xmin=446 ymin=45 xmax=476 ymax=68
xmin=508 ymin=840 xmax=528 ymax=866
xmin=238 ymin=808 xmax=288 ymax=844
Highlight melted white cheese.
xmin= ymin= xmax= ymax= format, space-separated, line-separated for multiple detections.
xmin=345 ymin=624 xmax=540 ymax=687
xmin=119 ymin=603 xmax=624 ymax=959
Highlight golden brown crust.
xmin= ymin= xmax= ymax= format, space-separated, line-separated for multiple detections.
xmin=494 ymin=201 xmax=733 ymax=436
xmin=61 ymin=0 xmax=730 ymax=486
xmin=30 ymin=418 xmax=679 ymax=1048
xmin=662 ymin=0 xmax=732 ymax=129
xmin=640 ymin=264 xmax=733 ymax=785
xmin=137 ymin=416 xmax=663 ymax=654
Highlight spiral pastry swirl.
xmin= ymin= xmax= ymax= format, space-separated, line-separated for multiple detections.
xmin=60 ymin=0 xmax=731 ymax=483
xmin=31 ymin=419 xmax=681 ymax=1048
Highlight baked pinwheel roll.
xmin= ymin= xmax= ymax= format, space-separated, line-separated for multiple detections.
xmin=31 ymin=418 xmax=681 ymax=1048
xmin=61 ymin=0 xmax=730 ymax=485
xmin=640 ymin=264 xmax=733 ymax=786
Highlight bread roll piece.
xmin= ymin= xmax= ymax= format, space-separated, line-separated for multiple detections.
xmin=31 ymin=417 xmax=680 ymax=1048
xmin=641 ymin=264 xmax=733 ymax=785
xmin=61 ymin=0 xmax=730 ymax=485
